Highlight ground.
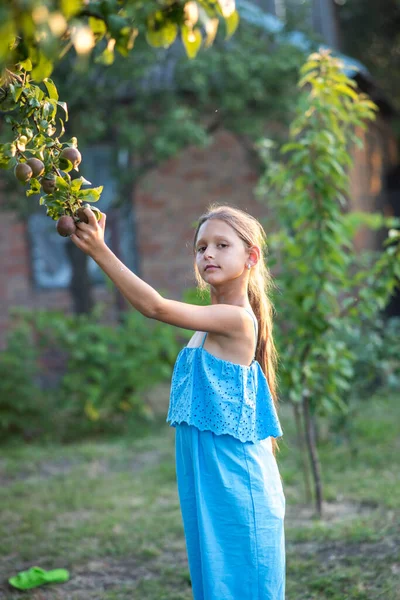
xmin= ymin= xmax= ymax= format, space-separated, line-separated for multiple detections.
xmin=0 ymin=389 xmax=398 ymax=599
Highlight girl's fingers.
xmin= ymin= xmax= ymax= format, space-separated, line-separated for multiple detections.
xmin=70 ymin=233 xmax=90 ymax=254
xmin=69 ymin=233 xmax=81 ymax=247
xmin=76 ymin=220 xmax=90 ymax=231
xmin=83 ymin=207 xmax=98 ymax=225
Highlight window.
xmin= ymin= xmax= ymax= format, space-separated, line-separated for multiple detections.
xmin=28 ymin=145 xmax=137 ymax=288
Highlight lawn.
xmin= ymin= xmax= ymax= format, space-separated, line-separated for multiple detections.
xmin=0 ymin=388 xmax=399 ymax=599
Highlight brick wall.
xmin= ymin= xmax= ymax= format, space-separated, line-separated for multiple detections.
xmin=0 ymin=210 xmax=118 ymax=349
xmin=135 ymin=129 xmax=268 ymax=300
xmin=349 ymin=118 xmax=398 ymax=251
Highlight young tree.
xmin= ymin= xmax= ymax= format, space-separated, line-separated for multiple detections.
xmin=257 ymin=49 xmax=400 ymax=515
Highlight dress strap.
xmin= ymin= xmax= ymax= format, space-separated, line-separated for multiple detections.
xmin=243 ymin=308 xmax=258 ymax=358
xmin=201 ymin=308 xmax=258 ymax=355
xmin=201 ymin=331 xmax=208 ymax=347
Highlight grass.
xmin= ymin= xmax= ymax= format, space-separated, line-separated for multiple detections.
xmin=0 ymin=390 xmax=399 ymax=599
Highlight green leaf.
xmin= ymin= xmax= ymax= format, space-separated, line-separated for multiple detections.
xmin=56 ymin=101 xmax=68 ymax=121
xmin=181 ymin=25 xmax=202 ymax=59
xmin=89 ymin=16 xmax=107 ymax=41
xmin=95 ymin=47 xmax=115 ymax=65
xmin=334 ymin=84 xmax=358 ymax=100
xmin=225 ymin=10 xmax=240 ymax=39
xmin=59 ymin=157 xmax=73 ymax=172
xmin=281 ymin=142 xmax=304 ymax=154
xmin=71 ymin=176 xmax=91 ymax=192
xmin=3 ymin=143 xmax=16 ymax=158
xmin=14 ymin=86 xmax=23 ymax=102
xmin=43 ymin=78 xmax=59 ymax=101
xmin=298 ymin=70 xmax=319 ymax=88
xmin=302 ymin=296 xmax=315 ymax=311
xmin=58 ymin=118 xmax=65 ymax=138
xmin=26 ymin=188 xmax=40 ymax=197
xmin=116 ymin=28 xmax=139 ymax=56
xmin=299 ymin=60 xmax=319 ymax=75
xmin=61 ymin=0 xmax=83 ymax=19
xmin=31 ymin=51 xmax=53 ymax=82
xmin=18 ymin=58 xmax=32 ymax=72
xmin=29 ymin=178 xmax=41 ymax=194
xmin=78 ymin=186 xmax=103 ymax=202
xmin=146 ymin=21 xmax=178 ymax=48
xmin=56 ymin=176 xmax=70 ymax=190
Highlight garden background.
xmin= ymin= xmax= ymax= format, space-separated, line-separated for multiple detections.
xmin=0 ymin=1 xmax=399 ymax=598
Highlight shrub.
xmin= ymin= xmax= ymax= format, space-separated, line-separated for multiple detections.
xmin=0 ymin=319 xmax=47 ymax=440
xmin=1 ymin=303 xmax=182 ymax=442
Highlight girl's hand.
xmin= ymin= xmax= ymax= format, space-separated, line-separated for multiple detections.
xmin=70 ymin=207 xmax=107 ymax=258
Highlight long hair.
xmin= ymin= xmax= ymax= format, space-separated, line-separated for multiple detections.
xmin=192 ymin=202 xmax=282 ymax=457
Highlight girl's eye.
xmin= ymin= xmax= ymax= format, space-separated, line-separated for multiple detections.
xmin=198 ymin=244 xmax=227 ymax=252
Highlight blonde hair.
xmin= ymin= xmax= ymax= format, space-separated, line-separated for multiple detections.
xmin=192 ymin=202 xmax=282 ymax=456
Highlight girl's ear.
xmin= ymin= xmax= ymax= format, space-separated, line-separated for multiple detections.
xmin=248 ymin=245 xmax=261 ymax=268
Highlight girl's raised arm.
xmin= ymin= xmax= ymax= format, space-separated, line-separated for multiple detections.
xmin=70 ymin=207 xmax=249 ymax=336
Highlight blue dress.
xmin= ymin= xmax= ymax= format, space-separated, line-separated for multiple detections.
xmin=166 ymin=308 xmax=285 ymax=600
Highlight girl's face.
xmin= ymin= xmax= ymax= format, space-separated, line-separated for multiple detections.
xmin=195 ymin=219 xmax=255 ymax=284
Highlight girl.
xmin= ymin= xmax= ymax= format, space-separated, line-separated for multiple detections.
xmin=70 ymin=202 xmax=286 ymax=600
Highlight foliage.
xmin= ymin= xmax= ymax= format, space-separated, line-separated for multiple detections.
xmin=0 ymin=63 xmax=103 ymax=223
xmin=52 ymin=13 xmax=305 ymax=174
xmin=0 ymin=320 xmax=45 ymax=439
xmin=327 ymin=314 xmax=400 ymax=446
xmin=1 ymin=8 xmax=306 ymax=221
xmin=0 ymin=287 xmax=211 ymax=442
xmin=174 ymin=20 xmax=306 ymax=140
xmin=0 ymin=2 xmax=240 ymax=223
xmin=182 ymin=284 xmax=211 ymax=306
xmin=256 ymin=49 xmax=400 ymax=512
xmin=0 ymin=303 xmax=181 ymax=442
xmin=0 ymin=1 xmax=240 ymax=77
xmin=341 ymin=315 xmax=400 ymax=399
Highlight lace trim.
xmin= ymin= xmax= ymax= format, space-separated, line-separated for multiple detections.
xmin=168 ymin=418 xmax=283 ymax=443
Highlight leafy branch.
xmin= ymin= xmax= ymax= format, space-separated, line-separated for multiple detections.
xmin=0 ymin=60 xmax=102 ymax=235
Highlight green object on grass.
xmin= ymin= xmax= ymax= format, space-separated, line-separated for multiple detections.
xmin=8 ymin=566 xmax=70 ymax=590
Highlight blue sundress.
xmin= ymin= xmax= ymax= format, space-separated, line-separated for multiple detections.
xmin=166 ymin=308 xmax=285 ymax=600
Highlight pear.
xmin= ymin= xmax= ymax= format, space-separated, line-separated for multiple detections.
xmin=60 ymin=147 xmax=82 ymax=169
xmin=14 ymin=163 xmax=33 ymax=183
xmin=56 ymin=215 xmax=76 ymax=237
xmin=41 ymin=177 xmax=56 ymax=194
xmin=76 ymin=204 xmax=102 ymax=223
xmin=26 ymin=158 xmax=45 ymax=178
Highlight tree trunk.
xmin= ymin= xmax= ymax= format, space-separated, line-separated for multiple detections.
xmin=66 ymin=238 xmax=94 ymax=314
xmin=107 ymin=209 xmax=129 ymax=324
xmin=293 ymin=403 xmax=313 ymax=503
xmin=302 ymin=395 xmax=324 ymax=516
